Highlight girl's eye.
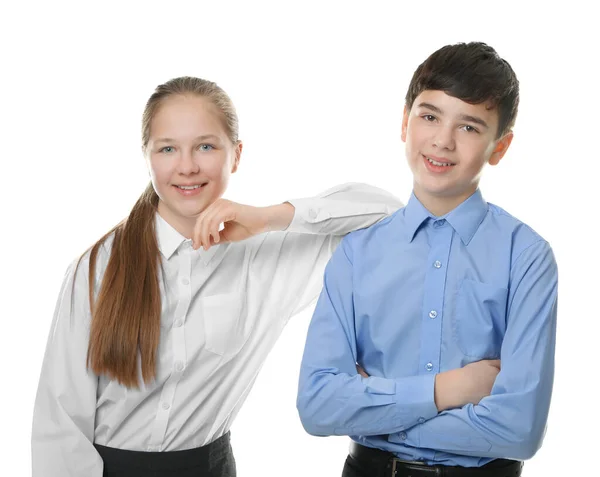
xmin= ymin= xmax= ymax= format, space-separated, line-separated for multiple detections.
xmin=199 ymin=144 xmax=214 ymax=151
xmin=159 ymin=146 xmax=174 ymax=153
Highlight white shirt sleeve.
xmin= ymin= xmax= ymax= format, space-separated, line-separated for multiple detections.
xmin=251 ymin=182 xmax=403 ymax=323
xmin=32 ymin=258 xmax=103 ymax=477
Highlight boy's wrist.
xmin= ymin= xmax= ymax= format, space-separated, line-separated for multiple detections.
xmin=434 ymin=368 xmax=464 ymax=412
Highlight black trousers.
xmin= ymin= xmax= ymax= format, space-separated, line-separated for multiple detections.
xmin=94 ymin=432 xmax=235 ymax=477
xmin=342 ymin=443 xmax=523 ymax=477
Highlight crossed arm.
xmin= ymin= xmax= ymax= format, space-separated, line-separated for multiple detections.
xmin=297 ymin=238 xmax=557 ymax=461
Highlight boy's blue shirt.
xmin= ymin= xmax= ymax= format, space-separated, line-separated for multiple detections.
xmin=297 ymin=189 xmax=558 ymax=466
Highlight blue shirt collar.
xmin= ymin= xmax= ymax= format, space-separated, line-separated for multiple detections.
xmin=404 ymin=189 xmax=488 ymax=245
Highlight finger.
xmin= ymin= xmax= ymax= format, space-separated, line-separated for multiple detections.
xmin=192 ymin=209 xmax=209 ymax=250
xmin=356 ymin=364 xmax=369 ymax=378
xmin=209 ymin=205 xmax=236 ymax=247
xmin=193 ymin=200 xmax=219 ymax=249
xmin=210 ymin=220 xmax=221 ymax=245
xmin=201 ymin=202 xmax=222 ymax=250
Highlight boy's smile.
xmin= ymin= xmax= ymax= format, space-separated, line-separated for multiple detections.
xmin=402 ymin=90 xmax=512 ymax=216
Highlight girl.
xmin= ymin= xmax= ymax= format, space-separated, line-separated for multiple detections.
xmin=32 ymin=76 xmax=402 ymax=477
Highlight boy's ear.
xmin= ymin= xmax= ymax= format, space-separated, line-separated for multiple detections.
xmin=489 ymin=132 xmax=513 ymax=166
xmin=401 ymin=106 xmax=409 ymax=142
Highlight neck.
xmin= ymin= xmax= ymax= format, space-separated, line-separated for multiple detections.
xmin=413 ymin=186 xmax=477 ymax=217
xmin=157 ymin=202 xmax=197 ymax=239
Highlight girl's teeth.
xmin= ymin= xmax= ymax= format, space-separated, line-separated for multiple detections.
xmin=178 ymin=185 xmax=200 ymax=190
xmin=427 ymin=157 xmax=451 ymax=167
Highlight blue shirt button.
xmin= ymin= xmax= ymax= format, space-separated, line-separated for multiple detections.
xmin=399 ymin=432 xmax=407 ymax=440
xmin=426 ymin=362 xmax=433 ymax=371
xmin=429 ymin=310 xmax=437 ymax=319
xmin=434 ymin=260 xmax=442 ymax=269
xmin=418 ymin=417 xmax=425 ymax=424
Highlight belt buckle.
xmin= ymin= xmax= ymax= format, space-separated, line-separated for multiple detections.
xmin=391 ymin=458 xmax=441 ymax=476
xmin=391 ymin=458 xmax=399 ymax=476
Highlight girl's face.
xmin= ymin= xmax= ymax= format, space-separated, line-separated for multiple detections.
xmin=145 ymin=94 xmax=241 ymax=235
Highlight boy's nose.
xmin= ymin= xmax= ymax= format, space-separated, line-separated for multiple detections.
xmin=432 ymin=127 xmax=455 ymax=150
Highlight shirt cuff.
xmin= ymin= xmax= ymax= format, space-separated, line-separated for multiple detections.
xmin=283 ymin=198 xmax=331 ymax=233
xmin=394 ymin=373 xmax=438 ymax=424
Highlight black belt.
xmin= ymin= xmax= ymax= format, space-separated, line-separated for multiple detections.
xmin=94 ymin=432 xmax=233 ymax=476
xmin=349 ymin=441 xmax=523 ymax=477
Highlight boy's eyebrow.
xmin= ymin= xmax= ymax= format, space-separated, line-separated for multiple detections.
xmin=417 ymin=102 xmax=489 ymax=129
xmin=417 ymin=102 xmax=443 ymax=115
xmin=458 ymin=114 xmax=489 ymax=129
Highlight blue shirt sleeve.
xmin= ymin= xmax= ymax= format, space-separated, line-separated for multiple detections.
xmin=401 ymin=240 xmax=558 ymax=460
xmin=296 ymin=236 xmax=438 ymax=437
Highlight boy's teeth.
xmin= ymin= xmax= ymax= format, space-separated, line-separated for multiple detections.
xmin=427 ymin=157 xmax=452 ymax=167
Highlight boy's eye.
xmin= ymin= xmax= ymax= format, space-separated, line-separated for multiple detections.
xmin=422 ymin=114 xmax=436 ymax=122
xmin=198 ymin=144 xmax=214 ymax=151
xmin=462 ymin=125 xmax=479 ymax=133
xmin=159 ymin=146 xmax=174 ymax=153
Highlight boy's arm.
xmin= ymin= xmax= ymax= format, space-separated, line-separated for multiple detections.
xmin=296 ymin=237 xmax=439 ymax=436
xmin=399 ymin=240 xmax=558 ymax=461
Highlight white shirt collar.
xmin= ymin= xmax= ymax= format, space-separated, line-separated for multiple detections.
xmin=155 ymin=212 xmax=219 ymax=264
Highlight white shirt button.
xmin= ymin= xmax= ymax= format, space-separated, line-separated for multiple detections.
xmin=308 ymin=208 xmax=318 ymax=219
xmin=429 ymin=310 xmax=437 ymax=319
xmin=173 ymin=319 xmax=183 ymax=328
xmin=181 ymin=278 xmax=190 ymax=286
xmin=161 ymin=402 xmax=170 ymax=410
xmin=174 ymin=361 xmax=184 ymax=372
xmin=426 ymin=362 xmax=434 ymax=371
xmin=434 ymin=260 xmax=442 ymax=269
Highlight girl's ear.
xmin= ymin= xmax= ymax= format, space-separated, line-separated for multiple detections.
xmin=231 ymin=141 xmax=243 ymax=173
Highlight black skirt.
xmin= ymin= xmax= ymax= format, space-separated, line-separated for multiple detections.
xmin=94 ymin=432 xmax=235 ymax=477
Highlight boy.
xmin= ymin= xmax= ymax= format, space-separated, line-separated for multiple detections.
xmin=296 ymin=42 xmax=557 ymax=477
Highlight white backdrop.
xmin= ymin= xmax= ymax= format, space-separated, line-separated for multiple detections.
xmin=1 ymin=1 xmax=597 ymax=475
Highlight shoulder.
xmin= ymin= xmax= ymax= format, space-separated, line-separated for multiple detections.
xmin=487 ymin=203 xmax=554 ymax=265
xmin=341 ymin=207 xmax=405 ymax=255
xmin=67 ymin=230 xmax=117 ymax=287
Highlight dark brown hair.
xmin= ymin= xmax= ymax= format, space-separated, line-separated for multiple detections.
xmin=405 ymin=42 xmax=519 ymax=138
xmin=79 ymin=77 xmax=238 ymax=388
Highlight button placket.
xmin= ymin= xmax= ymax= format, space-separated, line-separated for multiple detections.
xmin=419 ymin=223 xmax=453 ymax=379
xmin=149 ymin=243 xmax=192 ymax=450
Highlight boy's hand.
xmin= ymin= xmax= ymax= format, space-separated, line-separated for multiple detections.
xmin=356 ymin=364 xmax=369 ymax=378
xmin=192 ymin=199 xmax=294 ymax=250
xmin=434 ymin=359 xmax=500 ymax=412
xmin=460 ymin=359 xmax=501 ymax=404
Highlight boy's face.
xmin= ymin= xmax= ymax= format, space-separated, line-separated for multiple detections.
xmin=402 ymin=90 xmax=512 ymax=214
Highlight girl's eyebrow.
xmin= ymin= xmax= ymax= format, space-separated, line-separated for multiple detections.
xmin=154 ymin=134 xmax=221 ymax=144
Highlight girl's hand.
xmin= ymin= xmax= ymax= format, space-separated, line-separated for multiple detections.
xmin=192 ymin=199 xmax=294 ymax=250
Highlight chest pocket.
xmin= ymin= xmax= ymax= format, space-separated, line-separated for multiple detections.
xmin=453 ymin=279 xmax=508 ymax=359
xmin=201 ymin=292 xmax=249 ymax=357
